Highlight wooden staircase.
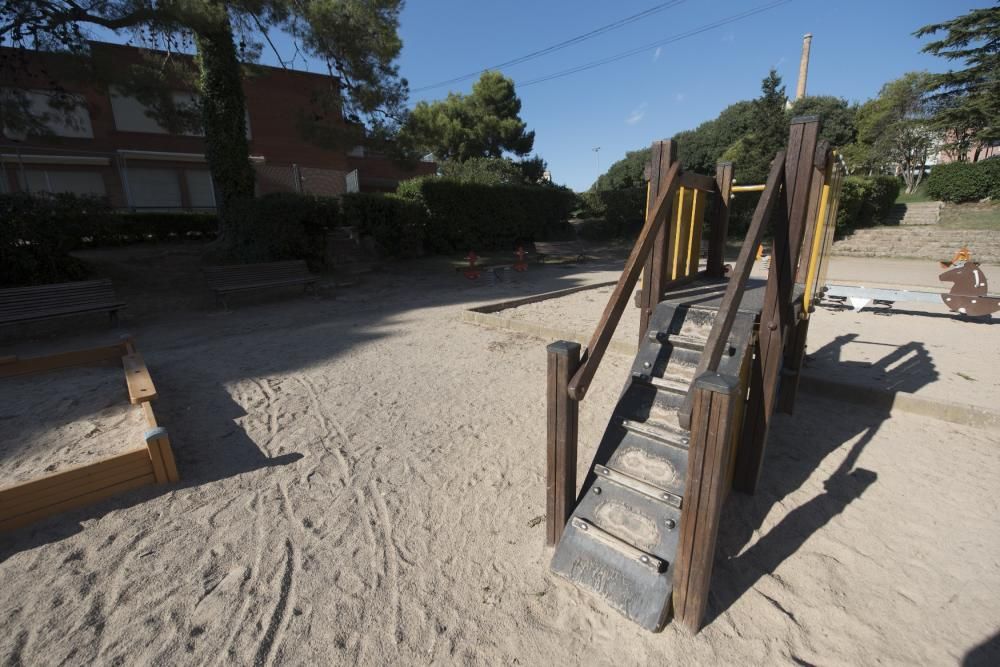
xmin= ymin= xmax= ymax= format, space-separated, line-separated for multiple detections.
xmin=545 ymin=116 xmax=845 ymax=634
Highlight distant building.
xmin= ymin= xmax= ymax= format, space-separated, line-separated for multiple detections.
xmin=0 ymin=42 xmax=434 ymax=210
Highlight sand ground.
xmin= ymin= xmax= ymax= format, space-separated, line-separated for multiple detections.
xmin=1 ymin=250 xmax=998 ymax=666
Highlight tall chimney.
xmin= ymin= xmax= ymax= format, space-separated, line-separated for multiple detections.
xmin=795 ymin=33 xmax=812 ymax=100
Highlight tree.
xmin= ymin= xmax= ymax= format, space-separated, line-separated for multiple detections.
xmin=788 ymin=95 xmax=858 ymax=148
xmin=915 ymin=5 xmax=1000 ymax=162
xmin=857 ymin=73 xmax=937 ymax=193
xmin=726 ymin=69 xmax=788 ymax=184
xmin=1 ymin=1 xmax=409 ymax=235
xmin=437 ymin=155 xmax=548 ymax=185
xmin=402 ymin=71 xmax=535 ymax=161
xmin=673 ymin=100 xmax=755 ymax=174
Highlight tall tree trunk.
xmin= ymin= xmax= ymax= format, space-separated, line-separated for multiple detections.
xmin=194 ymin=14 xmax=255 ymax=241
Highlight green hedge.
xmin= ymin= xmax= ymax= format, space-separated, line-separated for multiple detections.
xmin=341 ymin=193 xmax=426 ymax=258
xmin=225 ymin=193 xmax=338 ymax=264
xmin=926 ymin=160 xmax=1000 ymax=203
xmin=0 ymin=192 xmax=103 ymax=286
xmin=598 ymin=188 xmax=646 ymax=237
xmin=408 ymin=180 xmax=574 ymax=252
xmin=836 ymin=175 xmax=901 ymax=234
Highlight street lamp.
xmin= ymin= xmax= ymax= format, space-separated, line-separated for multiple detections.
xmin=592 ymin=146 xmax=601 ymax=172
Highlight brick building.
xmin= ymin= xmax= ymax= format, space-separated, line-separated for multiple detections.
xmin=0 ymin=42 xmax=434 ymax=210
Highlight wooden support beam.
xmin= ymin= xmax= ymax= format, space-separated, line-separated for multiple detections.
xmin=546 ymin=341 xmax=581 ymax=547
xmin=707 ymin=162 xmax=734 ymax=278
xmin=734 ymin=116 xmax=821 ymax=493
xmin=639 ymin=140 xmax=677 ymax=344
xmin=673 ymin=372 xmax=739 ymax=633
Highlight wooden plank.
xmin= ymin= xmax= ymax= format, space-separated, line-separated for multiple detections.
xmin=0 ymin=449 xmax=151 ymax=503
xmin=0 ymin=343 xmax=127 ymax=379
xmin=567 ymin=160 xmax=681 ymax=401
xmin=678 ymin=170 xmax=718 ymax=193
xmin=673 ymin=373 xmax=738 ymax=633
xmin=0 ymin=474 xmax=156 ymax=532
xmin=141 ymin=400 xmax=158 ymax=429
xmin=0 ymin=459 xmax=153 ymax=518
xmin=707 ymin=162 xmax=734 ymax=278
xmin=796 ymin=143 xmax=831 ymax=284
xmin=122 ymin=352 xmax=157 ymax=404
xmin=639 ymin=140 xmax=676 ymax=343
xmin=546 ymin=341 xmax=580 ymax=546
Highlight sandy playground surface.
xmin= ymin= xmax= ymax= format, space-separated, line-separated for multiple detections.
xmin=1 ymin=250 xmax=998 ymax=665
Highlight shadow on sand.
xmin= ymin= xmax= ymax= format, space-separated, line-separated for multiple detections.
xmin=706 ymin=333 xmax=938 ymax=624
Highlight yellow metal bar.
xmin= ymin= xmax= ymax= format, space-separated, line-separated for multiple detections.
xmin=802 ymin=179 xmax=831 ymax=315
xmin=686 ymin=189 xmax=704 ymax=276
xmin=671 ymin=187 xmax=686 ymax=280
xmin=815 ymin=164 xmax=844 ymax=293
xmin=731 ymin=184 xmax=766 ymax=193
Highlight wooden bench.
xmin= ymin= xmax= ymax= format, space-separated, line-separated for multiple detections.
xmin=534 ymin=240 xmax=587 ymax=263
xmin=0 ymin=279 xmax=125 ymax=327
xmin=203 ymin=260 xmax=318 ymax=308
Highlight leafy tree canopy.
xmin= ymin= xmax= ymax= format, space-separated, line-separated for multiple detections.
xmin=438 ymin=155 xmax=549 ymax=186
xmin=401 ymin=71 xmax=535 ymax=162
xmin=787 ymin=95 xmax=858 ymax=148
xmin=673 ymin=100 xmax=755 ymax=174
xmin=726 ymin=69 xmax=788 ymax=183
xmin=915 ymin=5 xmax=1000 ymax=161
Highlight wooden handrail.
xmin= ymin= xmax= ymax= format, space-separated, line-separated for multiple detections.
xmin=567 ymin=160 xmax=682 ymax=401
xmin=678 ymin=152 xmax=786 ymax=429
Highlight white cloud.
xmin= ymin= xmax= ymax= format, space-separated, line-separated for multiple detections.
xmin=652 ymin=47 xmax=662 ymax=62
xmin=625 ymin=102 xmax=648 ymax=125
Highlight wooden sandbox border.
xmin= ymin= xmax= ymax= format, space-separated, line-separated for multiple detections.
xmin=0 ymin=337 xmax=178 ymax=532
xmin=458 ymin=280 xmax=645 ymax=355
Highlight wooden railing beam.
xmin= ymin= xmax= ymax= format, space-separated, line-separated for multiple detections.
xmin=639 ymin=140 xmax=677 ymax=343
xmin=568 ymin=160 xmax=681 ymax=401
xmin=707 ymin=162 xmax=734 ymax=278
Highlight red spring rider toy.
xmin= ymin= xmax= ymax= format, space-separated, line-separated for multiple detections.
xmin=514 ymin=245 xmax=528 ymax=272
xmin=464 ymin=250 xmax=481 ymax=280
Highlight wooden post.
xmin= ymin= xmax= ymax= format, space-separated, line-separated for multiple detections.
xmin=639 ymin=140 xmax=677 ymax=344
xmin=546 ymin=340 xmax=580 ymax=547
xmin=733 ymin=116 xmax=820 ymax=494
xmin=707 ymin=162 xmax=734 ymax=278
xmin=673 ymin=372 xmax=739 ymax=633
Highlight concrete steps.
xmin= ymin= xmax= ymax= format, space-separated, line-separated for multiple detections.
xmin=832 ymin=226 xmax=1000 ymax=263
xmin=884 ymin=201 xmax=942 ymax=226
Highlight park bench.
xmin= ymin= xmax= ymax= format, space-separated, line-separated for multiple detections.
xmin=203 ymin=260 xmax=318 ymax=308
xmin=0 ymin=279 xmax=125 ymax=327
xmin=533 ymin=240 xmax=587 ymax=263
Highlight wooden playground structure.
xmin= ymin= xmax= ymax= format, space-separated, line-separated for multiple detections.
xmin=545 ymin=116 xmax=846 ymax=632
xmin=0 ymin=337 xmax=178 ymax=532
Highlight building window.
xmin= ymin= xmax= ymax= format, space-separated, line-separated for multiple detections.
xmin=110 ymin=87 xmax=251 ymax=138
xmin=126 ymin=167 xmax=182 ymax=209
xmin=1 ymin=89 xmax=94 ymax=139
xmin=18 ymin=169 xmax=106 ymax=196
xmin=184 ymin=169 xmax=216 ymax=209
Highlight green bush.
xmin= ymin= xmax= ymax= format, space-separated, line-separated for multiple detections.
xmin=926 ymin=160 xmax=1000 ymax=202
xmin=415 ymin=180 xmax=574 ymax=252
xmin=597 ymin=188 xmax=646 ymax=236
xmin=0 ymin=192 xmax=108 ymax=286
xmin=835 ymin=175 xmax=901 ymax=234
xmin=96 ymin=212 xmax=219 ymax=244
xmin=341 ymin=193 xmax=427 ymax=258
xmin=225 ymin=193 xmax=338 ymax=264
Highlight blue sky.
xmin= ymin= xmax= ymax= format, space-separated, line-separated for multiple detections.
xmin=272 ymin=0 xmax=965 ymax=191
xmin=96 ymin=0 xmax=970 ymax=191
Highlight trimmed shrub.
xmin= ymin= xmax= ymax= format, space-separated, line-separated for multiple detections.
xmin=341 ymin=193 xmax=427 ymax=258
xmin=835 ymin=175 xmax=900 ymax=234
xmin=225 ymin=193 xmax=338 ymax=264
xmin=598 ymin=187 xmax=646 ymax=236
xmin=926 ymin=160 xmax=1000 ymax=202
xmin=92 ymin=212 xmax=218 ymax=244
xmin=0 ymin=192 xmax=108 ymax=286
xmin=416 ymin=180 xmax=574 ymax=252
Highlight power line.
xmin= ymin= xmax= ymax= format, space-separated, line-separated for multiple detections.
xmin=517 ymin=0 xmax=794 ymax=88
xmin=410 ymin=1 xmax=686 ymax=93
